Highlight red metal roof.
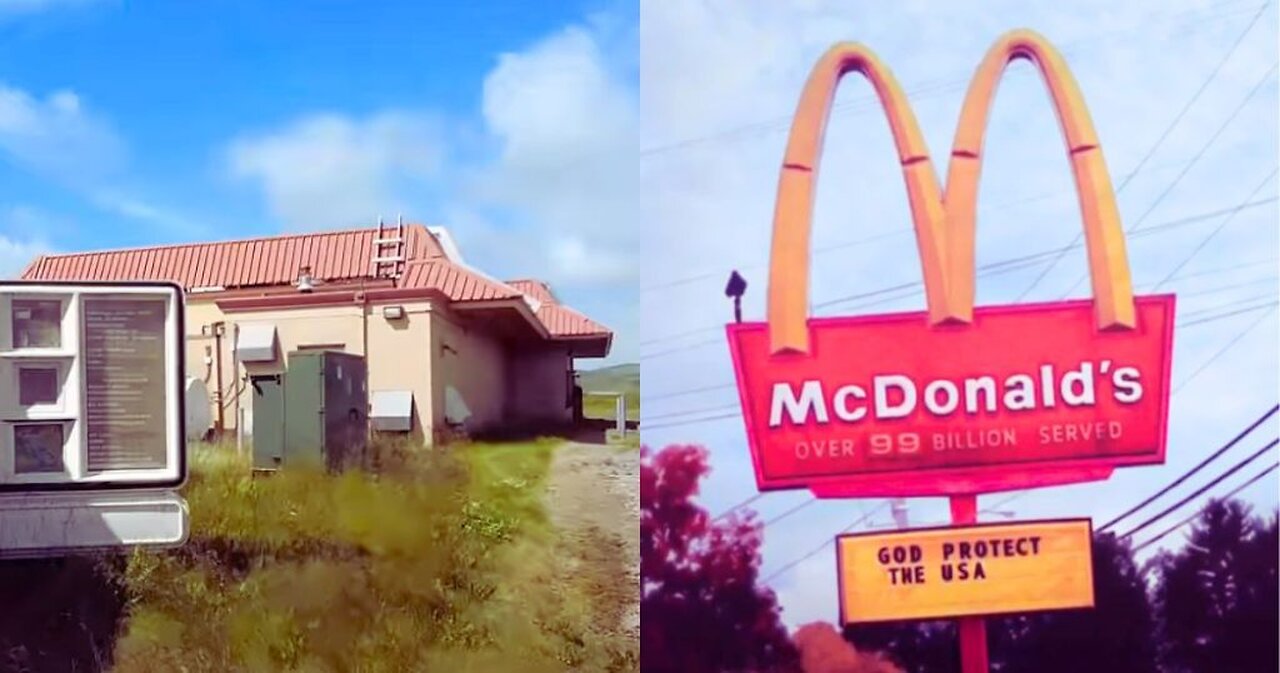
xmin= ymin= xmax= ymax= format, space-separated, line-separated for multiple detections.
xmin=20 ymin=224 xmax=610 ymax=340
xmin=534 ymin=302 xmax=611 ymax=337
xmin=22 ymin=225 xmax=445 ymax=290
xmin=507 ymin=279 xmax=557 ymax=304
xmin=399 ymin=260 xmax=522 ymax=303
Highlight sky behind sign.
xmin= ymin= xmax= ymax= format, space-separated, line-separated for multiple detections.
xmin=0 ymin=0 xmax=639 ymax=364
xmin=641 ymin=0 xmax=1279 ymax=628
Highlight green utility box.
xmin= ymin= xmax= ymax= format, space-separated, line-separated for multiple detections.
xmin=251 ymin=350 xmax=369 ymax=472
xmin=251 ymin=373 xmax=286 ymax=470
xmin=283 ymin=350 xmax=369 ymax=472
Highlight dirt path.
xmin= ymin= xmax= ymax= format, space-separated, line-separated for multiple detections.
xmin=544 ymin=442 xmax=640 ymax=644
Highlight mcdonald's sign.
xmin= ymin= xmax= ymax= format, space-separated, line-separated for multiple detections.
xmin=726 ymin=30 xmax=1175 ymax=496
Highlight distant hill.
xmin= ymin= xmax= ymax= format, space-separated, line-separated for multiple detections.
xmin=579 ymin=363 xmax=639 ymax=421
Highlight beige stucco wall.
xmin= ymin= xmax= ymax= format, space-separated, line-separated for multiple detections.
xmin=184 ymin=300 xmax=236 ymax=437
xmin=184 ymin=298 xmax=436 ymax=441
xmin=428 ymin=308 xmax=507 ymax=440
xmin=365 ymin=302 xmax=432 ymax=442
xmin=182 ymin=294 xmax=583 ymax=446
xmin=507 ymin=346 xmax=573 ymax=424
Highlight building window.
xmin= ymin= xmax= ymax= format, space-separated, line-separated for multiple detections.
xmin=12 ymin=299 xmax=62 ymax=349
xmin=18 ymin=367 xmax=59 ymax=406
xmin=13 ymin=422 xmax=66 ymax=473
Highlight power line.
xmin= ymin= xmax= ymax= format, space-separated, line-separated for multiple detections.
xmin=1116 ymin=437 xmax=1279 ymax=540
xmin=642 ymin=302 xmax=1279 ymax=434
xmin=644 ymin=256 xmax=1278 ymax=409
xmin=1153 ymin=168 xmax=1280 ymax=291
xmin=1172 ymin=304 xmax=1277 ymax=393
xmin=761 ymin=501 xmax=890 ymax=584
xmin=1177 ymin=293 xmax=1279 ymax=320
xmin=1131 ymin=461 xmax=1280 ymax=552
xmin=646 ymin=382 xmax=737 ymax=403
xmin=1176 ymin=300 xmax=1278 ymax=328
xmin=1015 ymin=0 xmax=1273 ymax=300
xmin=640 ymin=2 xmax=1267 ymax=158
xmin=712 ymin=492 xmax=765 ymax=522
xmin=1097 ymin=405 xmax=1278 ymax=532
xmin=640 ymin=195 xmax=1276 ymax=352
xmin=1056 ymin=59 xmax=1280 ymax=299
xmin=762 ymin=497 xmax=820 ymax=527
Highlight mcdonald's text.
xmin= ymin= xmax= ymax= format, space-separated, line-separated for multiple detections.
xmin=727 ymin=297 xmax=1175 ymax=493
xmin=768 ymin=360 xmax=1144 ymax=426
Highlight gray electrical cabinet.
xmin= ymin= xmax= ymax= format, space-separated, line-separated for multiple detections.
xmin=283 ymin=350 xmax=368 ymax=473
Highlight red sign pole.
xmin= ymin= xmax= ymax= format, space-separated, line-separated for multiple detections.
xmin=949 ymin=494 xmax=989 ymax=673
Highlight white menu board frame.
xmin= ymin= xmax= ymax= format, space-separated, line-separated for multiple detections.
xmin=0 ymin=281 xmax=185 ymax=491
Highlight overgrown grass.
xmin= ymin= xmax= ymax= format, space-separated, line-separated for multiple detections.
xmin=106 ymin=438 xmax=635 ymax=672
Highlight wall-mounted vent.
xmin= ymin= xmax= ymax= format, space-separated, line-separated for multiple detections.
xmin=235 ymin=323 xmax=279 ymax=363
xmin=370 ymin=390 xmax=413 ymax=432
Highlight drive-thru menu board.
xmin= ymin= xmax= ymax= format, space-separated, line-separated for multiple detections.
xmin=83 ymin=298 xmax=168 ymax=471
xmin=836 ymin=519 xmax=1094 ymax=623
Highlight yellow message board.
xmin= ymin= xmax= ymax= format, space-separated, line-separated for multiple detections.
xmin=836 ymin=519 xmax=1094 ymax=624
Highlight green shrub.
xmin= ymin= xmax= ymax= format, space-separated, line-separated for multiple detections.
xmin=108 ymin=438 xmax=634 ymax=672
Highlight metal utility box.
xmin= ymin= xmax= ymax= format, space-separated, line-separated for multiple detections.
xmin=251 ymin=373 xmax=285 ymax=470
xmin=283 ymin=350 xmax=369 ymax=472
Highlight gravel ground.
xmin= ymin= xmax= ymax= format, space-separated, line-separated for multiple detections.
xmin=545 ymin=442 xmax=640 ymax=644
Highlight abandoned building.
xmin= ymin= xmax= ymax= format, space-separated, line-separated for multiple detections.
xmin=20 ymin=222 xmax=612 ymax=446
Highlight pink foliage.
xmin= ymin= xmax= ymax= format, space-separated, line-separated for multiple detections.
xmin=641 ymin=444 xmax=799 ymax=673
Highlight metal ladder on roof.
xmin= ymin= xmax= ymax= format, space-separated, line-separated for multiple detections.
xmin=370 ymin=216 xmax=406 ymax=279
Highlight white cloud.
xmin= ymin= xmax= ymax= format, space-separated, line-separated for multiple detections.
xmin=227 ymin=112 xmax=444 ymax=231
xmin=0 ymin=205 xmax=55 ymax=277
xmin=0 ymin=82 xmax=196 ymax=233
xmin=469 ymin=22 xmax=638 ymax=288
xmin=0 ymin=85 xmax=125 ymax=183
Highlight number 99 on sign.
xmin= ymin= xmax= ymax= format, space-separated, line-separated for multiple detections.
xmin=869 ymin=433 xmax=920 ymax=455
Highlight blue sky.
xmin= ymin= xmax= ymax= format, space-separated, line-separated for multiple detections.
xmin=0 ymin=0 xmax=639 ymax=364
xmin=642 ymin=0 xmax=1279 ymax=628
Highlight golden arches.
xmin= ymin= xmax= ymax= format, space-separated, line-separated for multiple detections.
xmin=768 ymin=43 xmax=951 ymax=355
xmin=944 ymin=29 xmax=1134 ymax=329
xmin=767 ymin=29 xmax=1137 ymax=356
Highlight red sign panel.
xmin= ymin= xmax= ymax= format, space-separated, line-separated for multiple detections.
xmin=726 ymin=296 xmax=1175 ymax=496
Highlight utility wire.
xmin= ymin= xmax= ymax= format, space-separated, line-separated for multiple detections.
xmin=645 ymin=255 xmax=1279 ymax=407
xmin=641 ymin=194 xmax=1276 ymax=352
xmin=712 ymin=492 xmax=765 ymax=522
xmin=1056 ymin=59 xmax=1280 ymax=299
xmin=1177 ymin=300 xmax=1277 ymax=328
xmin=1116 ymin=437 xmax=1279 ymax=540
xmin=1097 ymin=405 xmax=1278 ymax=532
xmin=763 ymin=497 xmax=820 ymax=527
xmin=1153 ymin=168 xmax=1280 ymax=291
xmin=1173 ymin=304 xmax=1278 ymax=393
xmin=1015 ymin=1 xmax=1273 ymax=300
xmin=762 ymin=502 xmax=889 ymax=584
xmin=1131 ymin=461 xmax=1280 ymax=551
xmin=644 ymin=305 xmax=1280 ymax=433
xmin=640 ymin=2 xmax=1267 ymax=158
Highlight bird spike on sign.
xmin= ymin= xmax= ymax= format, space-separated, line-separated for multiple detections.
xmin=726 ymin=29 xmax=1175 ymax=498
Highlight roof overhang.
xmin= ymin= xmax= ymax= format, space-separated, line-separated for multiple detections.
xmin=452 ymin=298 xmax=551 ymax=343
xmin=556 ymin=333 xmax=612 ymax=358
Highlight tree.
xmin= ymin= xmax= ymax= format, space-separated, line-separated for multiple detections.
xmin=794 ymin=622 xmax=901 ymax=673
xmin=1151 ymin=499 xmax=1279 ymax=673
xmin=990 ymin=532 xmax=1158 ymax=673
xmin=843 ymin=621 xmax=956 ymax=673
xmin=641 ymin=444 xmax=799 ymax=673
